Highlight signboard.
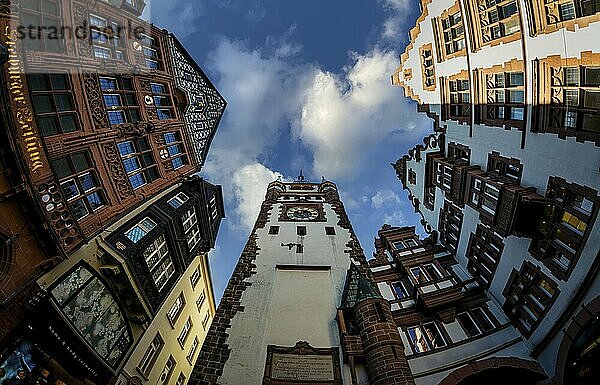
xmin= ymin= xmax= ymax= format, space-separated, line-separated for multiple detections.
xmin=263 ymin=342 xmax=342 ymax=385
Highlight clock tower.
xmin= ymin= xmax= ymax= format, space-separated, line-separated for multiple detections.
xmin=190 ymin=175 xmax=414 ymax=385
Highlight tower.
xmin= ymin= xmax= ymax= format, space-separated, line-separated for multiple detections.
xmin=191 ymin=175 xmax=415 ymax=385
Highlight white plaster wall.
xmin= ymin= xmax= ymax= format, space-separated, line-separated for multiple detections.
xmin=218 ymin=195 xmax=355 ymax=385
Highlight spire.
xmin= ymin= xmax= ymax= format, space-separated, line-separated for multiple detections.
xmin=340 ymin=264 xmax=382 ymax=309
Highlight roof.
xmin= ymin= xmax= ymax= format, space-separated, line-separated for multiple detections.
xmin=340 ymin=264 xmax=382 ymax=309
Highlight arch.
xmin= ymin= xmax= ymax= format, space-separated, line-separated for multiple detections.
xmin=553 ymin=294 xmax=600 ymax=384
xmin=439 ymin=357 xmax=547 ymax=385
xmin=0 ymin=231 xmax=14 ymax=283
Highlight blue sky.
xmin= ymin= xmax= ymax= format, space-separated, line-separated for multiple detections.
xmin=147 ymin=0 xmax=432 ymax=301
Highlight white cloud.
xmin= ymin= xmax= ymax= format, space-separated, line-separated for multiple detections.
xmin=295 ymin=49 xmax=419 ymax=180
xmin=144 ymin=1 xmax=205 ymax=38
xmin=371 ymin=189 xmax=401 ymax=209
xmin=381 ymin=0 xmax=410 ymax=11
xmin=231 ymin=163 xmax=282 ymax=231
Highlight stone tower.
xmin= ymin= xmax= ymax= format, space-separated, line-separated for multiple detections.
xmin=190 ymin=175 xmax=415 ymax=385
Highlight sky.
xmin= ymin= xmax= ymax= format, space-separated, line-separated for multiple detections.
xmin=146 ymin=0 xmax=433 ymax=301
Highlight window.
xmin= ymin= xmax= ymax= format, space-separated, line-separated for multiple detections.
xmin=182 ymin=207 xmax=201 ymax=250
xmin=167 ymin=293 xmax=185 ymax=326
xmin=447 ymin=77 xmax=471 ymax=121
xmin=202 ymin=311 xmax=211 ymax=330
xmin=196 ymin=290 xmax=206 ymax=311
xmin=468 ymin=176 xmax=501 ymax=216
xmin=530 ymin=177 xmax=598 ymax=279
xmin=20 ymin=0 xmax=64 ymax=52
xmin=269 ymin=226 xmax=280 ymax=235
xmin=151 ymin=84 xmax=175 ymax=120
xmin=548 ymin=0 xmax=600 ymax=24
xmin=157 ymin=356 xmax=175 ymax=385
xmin=409 ymin=263 xmax=446 ymax=284
xmin=125 ymin=217 xmax=157 ymax=243
xmin=297 ymin=226 xmax=307 ymax=236
xmin=325 ymin=227 xmax=336 ymax=235
xmin=178 ymin=318 xmax=192 ymax=347
xmin=548 ymin=66 xmax=600 ymax=133
xmin=90 ymin=14 xmax=125 ymax=61
xmin=503 ymin=261 xmax=559 ymax=336
xmin=50 ymin=152 xmax=106 ymax=220
xmin=186 ymin=337 xmax=199 ymax=365
xmin=117 ymin=138 xmax=158 ymax=189
xmin=190 ymin=266 xmax=201 ymax=289
xmin=168 ymin=192 xmax=189 ymax=209
xmin=487 ymin=152 xmax=523 ymax=183
xmin=478 ymin=0 xmax=520 ymax=44
xmin=100 ymin=77 xmax=140 ymax=125
xmin=175 ymin=373 xmax=186 ymax=385
xmin=138 ymin=333 xmax=164 ymax=376
xmin=406 ymin=322 xmax=448 ymax=353
xmin=441 ymin=11 xmax=466 ymax=57
xmin=467 ymin=225 xmax=504 ymax=287
xmin=438 ymin=200 xmax=463 ymax=255
xmin=433 ymin=159 xmax=454 ymax=192
xmin=28 ymin=74 xmax=79 ymax=136
xmin=140 ymin=33 xmax=163 ymax=70
xmin=50 ymin=266 xmax=132 ymax=367
xmin=209 ymin=195 xmax=219 ymax=221
xmin=457 ymin=308 xmax=495 ymax=337
xmin=162 ymin=131 xmax=188 ymax=170
xmin=392 ymin=281 xmax=409 ymax=299
xmin=143 ymin=234 xmax=176 ymax=292
xmin=483 ymin=71 xmax=525 ymax=127
xmin=420 ymin=44 xmax=436 ymax=89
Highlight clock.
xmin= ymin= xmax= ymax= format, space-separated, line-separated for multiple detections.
xmin=286 ymin=206 xmax=319 ymax=221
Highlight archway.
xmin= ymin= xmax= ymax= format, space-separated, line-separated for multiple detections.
xmin=554 ymin=295 xmax=600 ymax=385
xmin=439 ymin=357 xmax=547 ymax=385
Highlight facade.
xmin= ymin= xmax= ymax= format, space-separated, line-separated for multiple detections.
xmin=190 ymin=176 xmax=415 ymax=385
xmin=0 ymin=1 xmax=226 ymax=384
xmin=387 ymin=0 xmax=600 ymax=384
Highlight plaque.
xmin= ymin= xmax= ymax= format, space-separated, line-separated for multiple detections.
xmin=263 ymin=341 xmax=342 ymax=385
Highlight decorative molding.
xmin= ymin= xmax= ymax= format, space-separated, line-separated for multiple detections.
xmin=73 ymin=4 xmax=92 ymax=58
xmin=82 ymin=72 xmax=110 ymax=129
xmin=101 ymin=142 xmax=134 ymax=199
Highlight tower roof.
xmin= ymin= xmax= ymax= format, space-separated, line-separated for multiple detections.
xmin=340 ymin=264 xmax=382 ymax=309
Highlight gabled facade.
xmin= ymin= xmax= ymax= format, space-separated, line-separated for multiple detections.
xmin=389 ymin=1 xmax=600 ymax=383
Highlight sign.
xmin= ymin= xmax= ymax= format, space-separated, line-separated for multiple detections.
xmin=263 ymin=342 xmax=342 ymax=385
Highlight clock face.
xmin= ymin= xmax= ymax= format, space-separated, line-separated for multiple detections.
xmin=286 ymin=206 xmax=319 ymax=221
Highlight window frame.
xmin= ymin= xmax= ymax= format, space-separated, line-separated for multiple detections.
xmin=138 ymin=333 xmax=164 ymax=377
xmin=28 ymin=73 xmax=80 ymax=136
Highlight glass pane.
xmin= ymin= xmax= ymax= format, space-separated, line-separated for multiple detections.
xmin=472 ymin=308 xmax=494 ymax=332
xmin=585 ymin=67 xmax=600 ymax=86
xmin=565 ymin=67 xmax=579 ymax=86
xmin=582 ymin=114 xmax=600 ymax=132
xmin=559 ymin=2 xmax=576 ymax=21
xmin=51 ymin=158 xmax=73 ymax=179
xmin=423 ymin=322 xmax=447 ymax=348
xmin=510 ymin=107 xmax=525 ymax=120
xmin=54 ymin=94 xmax=73 ymax=111
xmin=458 ymin=313 xmax=481 ymax=337
xmin=33 ymin=95 xmax=54 ymax=113
xmin=50 ymin=74 xmax=68 ymax=90
xmin=70 ymin=199 xmax=89 ymax=220
xmin=584 ymin=91 xmax=600 ymax=108
xmin=408 ymin=327 xmax=430 ymax=353
xmin=509 ymin=90 xmax=524 ymax=103
xmin=87 ymin=192 xmax=105 ymax=211
xmin=500 ymin=1 xmax=518 ymax=18
xmin=28 ymin=74 xmax=50 ymax=91
xmin=60 ymin=114 xmax=78 ymax=133
xmin=61 ymin=179 xmax=80 ymax=200
xmin=108 ymin=110 xmax=127 ymax=124
xmin=38 ymin=116 xmax=59 ymax=136
xmin=79 ymin=172 xmax=96 ymax=192
xmin=72 ymin=152 xmax=90 ymax=172
xmin=99 ymin=77 xmax=118 ymax=91
xmin=509 ymin=72 xmax=524 ymax=86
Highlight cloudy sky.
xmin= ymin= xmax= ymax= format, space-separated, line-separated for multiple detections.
xmin=146 ymin=0 xmax=432 ymax=300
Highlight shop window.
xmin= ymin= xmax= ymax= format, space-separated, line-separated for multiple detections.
xmin=28 ymin=73 xmax=79 ymax=136
xmin=50 ymin=152 xmax=106 ymax=221
xmin=503 ymin=261 xmax=559 ymax=336
xmin=530 ymin=177 xmax=598 ymax=279
xmin=20 ymin=0 xmax=64 ymax=52
xmin=117 ymin=138 xmax=159 ymax=189
xmin=467 ymin=225 xmax=504 ymax=287
xmin=438 ymin=200 xmax=463 ymax=255
xmin=406 ymin=322 xmax=448 ymax=353
xmin=50 ymin=265 xmax=132 ymax=367
xmin=457 ymin=307 xmax=496 ymax=337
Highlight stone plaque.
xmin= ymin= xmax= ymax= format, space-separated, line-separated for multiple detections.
xmin=263 ymin=341 xmax=342 ymax=385
xmin=271 ymin=353 xmax=334 ymax=381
